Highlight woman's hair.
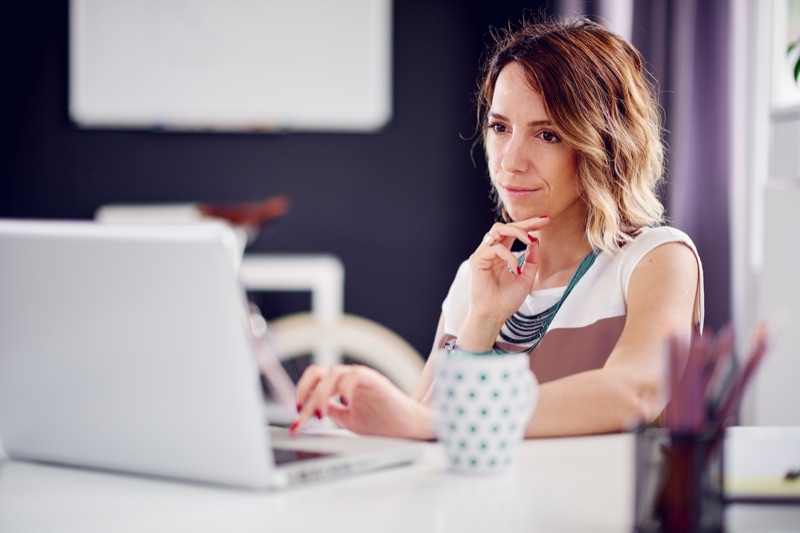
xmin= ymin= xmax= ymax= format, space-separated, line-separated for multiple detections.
xmin=476 ymin=16 xmax=665 ymax=253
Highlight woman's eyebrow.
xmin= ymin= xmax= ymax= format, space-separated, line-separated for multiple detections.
xmin=487 ymin=112 xmax=553 ymax=127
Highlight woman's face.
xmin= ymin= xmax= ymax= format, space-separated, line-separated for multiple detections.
xmin=485 ymin=62 xmax=582 ymax=223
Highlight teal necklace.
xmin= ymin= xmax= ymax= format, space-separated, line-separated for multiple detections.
xmin=501 ymin=251 xmax=598 ymax=353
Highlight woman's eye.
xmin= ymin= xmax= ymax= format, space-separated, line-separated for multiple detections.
xmin=489 ymin=122 xmax=508 ymax=134
xmin=539 ymin=130 xmax=560 ymax=143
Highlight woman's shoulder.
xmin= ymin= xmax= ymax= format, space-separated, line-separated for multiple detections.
xmin=611 ymin=225 xmax=702 ymax=286
xmin=628 ymin=225 xmax=697 ymax=250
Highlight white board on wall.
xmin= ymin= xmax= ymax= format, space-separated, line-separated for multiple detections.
xmin=69 ymin=0 xmax=393 ymax=132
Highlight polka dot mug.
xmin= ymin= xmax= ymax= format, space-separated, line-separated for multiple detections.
xmin=434 ymin=349 xmax=538 ymax=474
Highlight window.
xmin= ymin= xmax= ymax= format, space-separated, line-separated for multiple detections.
xmin=772 ymin=0 xmax=800 ymax=108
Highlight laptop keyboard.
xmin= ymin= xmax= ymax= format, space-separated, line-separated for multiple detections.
xmin=272 ymin=447 xmax=330 ymax=465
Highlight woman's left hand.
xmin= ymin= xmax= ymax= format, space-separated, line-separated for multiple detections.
xmin=290 ymin=364 xmax=434 ymax=440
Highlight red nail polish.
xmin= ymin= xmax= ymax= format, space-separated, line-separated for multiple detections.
xmin=340 ymin=396 xmax=348 ymax=406
xmin=539 ymin=215 xmax=550 ymax=219
xmin=289 ymin=421 xmax=299 ymax=433
xmin=528 ymin=234 xmax=536 ymax=243
xmin=296 ymin=403 xmax=303 ymax=412
xmin=314 ymin=409 xmax=322 ymax=420
xmin=516 ymin=266 xmax=522 ymax=275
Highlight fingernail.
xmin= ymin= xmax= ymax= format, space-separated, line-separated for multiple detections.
xmin=532 ymin=237 xmax=539 ymax=244
xmin=289 ymin=421 xmax=299 ymax=433
xmin=539 ymin=215 xmax=550 ymax=219
xmin=314 ymin=409 xmax=322 ymax=420
xmin=296 ymin=403 xmax=303 ymax=413
xmin=528 ymin=234 xmax=536 ymax=243
xmin=516 ymin=266 xmax=522 ymax=275
xmin=340 ymin=396 xmax=348 ymax=406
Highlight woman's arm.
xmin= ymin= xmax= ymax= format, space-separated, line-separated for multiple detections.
xmin=524 ymin=241 xmax=700 ymax=437
xmin=410 ymin=313 xmax=448 ymax=406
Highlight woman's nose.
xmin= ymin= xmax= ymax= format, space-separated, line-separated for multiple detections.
xmin=500 ymin=135 xmax=529 ymax=174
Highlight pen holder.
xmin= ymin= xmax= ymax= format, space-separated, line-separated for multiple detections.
xmin=633 ymin=426 xmax=725 ymax=533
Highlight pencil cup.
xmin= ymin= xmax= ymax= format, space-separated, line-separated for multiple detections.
xmin=434 ymin=349 xmax=538 ymax=474
xmin=634 ymin=426 xmax=725 ymax=533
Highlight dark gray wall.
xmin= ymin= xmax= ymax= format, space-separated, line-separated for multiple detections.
xmin=0 ymin=1 xmax=550 ymax=358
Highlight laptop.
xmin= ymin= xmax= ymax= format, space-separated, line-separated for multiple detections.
xmin=0 ymin=219 xmax=422 ymax=489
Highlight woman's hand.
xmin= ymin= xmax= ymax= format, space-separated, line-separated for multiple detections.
xmin=458 ymin=216 xmax=549 ymax=349
xmin=290 ymin=364 xmax=434 ymax=440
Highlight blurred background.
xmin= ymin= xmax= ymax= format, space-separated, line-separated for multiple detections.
xmin=1 ymin=0 xmax=797 ymax=426
xmin=1 ymin=0 xmax=526 ymax=360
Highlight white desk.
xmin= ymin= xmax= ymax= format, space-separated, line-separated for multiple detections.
xmin=1 ymin=428 xmax=798 ymax=533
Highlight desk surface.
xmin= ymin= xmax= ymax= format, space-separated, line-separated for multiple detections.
xmin=0 ymin=428 xmax=798 ymax=533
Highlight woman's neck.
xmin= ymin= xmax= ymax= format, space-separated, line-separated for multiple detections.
xmin=532 ymin=215 xmax=592 ymax=290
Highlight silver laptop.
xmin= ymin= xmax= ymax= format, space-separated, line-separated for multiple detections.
xmin=0 ymin=219 xmax=421 ymax=489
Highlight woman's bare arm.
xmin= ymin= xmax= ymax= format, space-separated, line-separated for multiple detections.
xmin=524 ymin=242 xmax=700 ymax=437
xmin=410 ymin=313 xmax=449 ymax=406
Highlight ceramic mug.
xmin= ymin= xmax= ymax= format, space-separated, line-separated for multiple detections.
xmin=434 ymin=349 xmax=538 ymax=474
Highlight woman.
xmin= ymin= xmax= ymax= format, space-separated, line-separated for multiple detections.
xmin=290 ymin=16 xmax=703 ymax=439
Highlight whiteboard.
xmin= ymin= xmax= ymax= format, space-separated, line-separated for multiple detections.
xmin=69 ymin=0 xmax=393 ymax=132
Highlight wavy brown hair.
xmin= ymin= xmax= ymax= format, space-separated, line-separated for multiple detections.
xmin=477 ymin=16 xmax=665 ymax=253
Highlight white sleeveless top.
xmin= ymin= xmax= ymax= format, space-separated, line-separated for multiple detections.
xmin=440 ymin=226 xmax=705 ymax=384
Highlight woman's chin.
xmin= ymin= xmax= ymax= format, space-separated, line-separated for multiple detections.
xmin=505 ymin=207 xmax=541 ymax=222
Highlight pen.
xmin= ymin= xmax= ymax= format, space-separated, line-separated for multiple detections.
xmin=714 ymin=323 xmax=769 ymax=427
xmin=664 ymin=334 xmax=683 ymax=430
xmin=702 ymin=324 xmax=734 ymax=404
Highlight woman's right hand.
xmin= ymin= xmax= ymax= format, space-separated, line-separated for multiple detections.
xmin=457 ymin=216 xmax=549 ymax=350
xmin=290 ymin=364 xmax=434 ymax=440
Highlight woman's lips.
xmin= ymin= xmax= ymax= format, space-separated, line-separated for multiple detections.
xmin=501 ymin=185 xmax=539 ymax=199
